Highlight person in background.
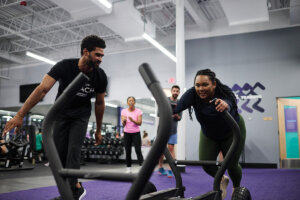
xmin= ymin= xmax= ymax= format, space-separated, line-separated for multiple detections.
xmin=158 ymin=85 xmax=182 ymax=178
xmin=0 ymin=137 xmax=8 ymax=157
xmin=121 ymin=96 xmax=144 ymax=173
xmin=35 ymin=128 xmax=43 ymax=162
xmin=142 ymin=130 xmax=151 ymax=147
xmin=115 ymin=131 xmax=121 ymax=139
xmin=173 ymin=69 xmax=246 ymax=200
xmin=2 ymin=35 xmax=108 ymax=200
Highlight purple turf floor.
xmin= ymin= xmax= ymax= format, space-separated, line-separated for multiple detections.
xmin=0 ymin=166 xmax=299 ymax=200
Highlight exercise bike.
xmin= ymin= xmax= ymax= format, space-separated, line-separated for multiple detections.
xmin=0 ymin=132 xmax=33 ymax=171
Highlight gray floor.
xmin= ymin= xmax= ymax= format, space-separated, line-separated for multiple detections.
xmin=0 ymin=161 xmax=142 ymax=194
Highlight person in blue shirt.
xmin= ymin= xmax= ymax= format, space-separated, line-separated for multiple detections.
xmin=173 ymin=69 xmax=246 ymax=200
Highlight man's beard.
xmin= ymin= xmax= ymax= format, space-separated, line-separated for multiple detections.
xmin=87 ymin=56 xmax=100 ymax=68
xmin=172 ymin=94 xmax=178 ymax=100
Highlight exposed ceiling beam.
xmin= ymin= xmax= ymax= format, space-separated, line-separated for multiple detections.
xmin=135 ymin=0 xmax=173 ymax=10
xmin=0 ymin=24 xmax=47 ymax=47
xmin=185 ymin=0 xmax=209 ymax=30
xmin=0 ymin=75 xmax=10 ymax=80
xmin=0 ymin=52 xmax=23 ymax=64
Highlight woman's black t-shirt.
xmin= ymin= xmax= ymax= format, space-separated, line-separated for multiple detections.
xmin=173 ymin=87 xmax=239 ymax=140
xmin=47 ymin=58 xmax=107 ymax=118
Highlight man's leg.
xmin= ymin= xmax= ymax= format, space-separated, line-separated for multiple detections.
xmin=168 ymin=144 xmax=175 ymax=158
xmin=165 ymin=133 xmax=177 ymax=177
xmin=66 ymin=117 xmax=89 ymax=190
xmin=158 ymin=155 xmax=164 ymax=168
xmin=53 ymin=115 xmax=71 ymax=168
xmin=0 ymin=139 xmax=8 ymax=155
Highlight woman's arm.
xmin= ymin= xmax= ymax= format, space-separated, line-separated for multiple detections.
xmin=173 ymin=88 xmax=195 ymax=114
xmin=121 ymin=115 xmax=127 ymax=127
xmin=129 ymin=114 xmax=142 ymax=126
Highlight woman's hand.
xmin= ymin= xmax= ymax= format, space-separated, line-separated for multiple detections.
xmin=128 ymin=117 xmax=134 ymax=122
xmin=122 ymin=119 xmax=127 ymax=126
xmin=212 ymin=98 xmax=229 ymax=112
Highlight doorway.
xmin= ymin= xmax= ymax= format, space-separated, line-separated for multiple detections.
xmin=277 ymin=97 xmax=300 ymax=168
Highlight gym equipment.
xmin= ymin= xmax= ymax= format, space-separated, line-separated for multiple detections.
xmin=0 ymin=133 xmax=33 ymax=171
xmin=83 ymin=136 xmax=124 ymax=163
xmin=131 ymin=99 xmax=252 ymax=199
xmin=43 ymin=64 xmax=182 ymax=200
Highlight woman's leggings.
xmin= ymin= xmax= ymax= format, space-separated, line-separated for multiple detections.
xmin=199 ymin=115 xmax=246 ymax=188
xmin=124 ymin=132 xmax=144 ymax=167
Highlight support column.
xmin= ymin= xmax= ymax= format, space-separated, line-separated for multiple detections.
xmin=176 ymin=0 xmax=186 ymax=160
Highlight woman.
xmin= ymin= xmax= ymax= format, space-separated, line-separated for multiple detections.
xmin=121 ymin=96 xmax=144 ymax=173
xmin=142 ymin=131 xmax=151 ymax=147
xmin=173 ymin=69 xmax=246 ymax=200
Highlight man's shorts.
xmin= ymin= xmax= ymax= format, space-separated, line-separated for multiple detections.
xmin=168 ymin=133 xmax=177 ymax=145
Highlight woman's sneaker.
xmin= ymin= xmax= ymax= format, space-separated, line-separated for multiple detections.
xmin=158 ymin=167 xmax=167 ymax=175
xmin=73 ymin=183 xmax=86 ymax=200
xmin=220 ymin=175 xmax=229 ymax=200
xmin=167 ymin=170 xmax=173 ymax=178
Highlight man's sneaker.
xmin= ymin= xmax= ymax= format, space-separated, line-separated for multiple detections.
xmin=167 ymin=170 xmax=173 ymax=178
xmin=158 ymin=167 xmax=167 ymax=176
xmin=126 ymin=167 xmax=132 ymax=173
xmin=73 ymin=183 xmax=86 ymax=200
xmin=220 ymin=175 xmax=229 ymax=200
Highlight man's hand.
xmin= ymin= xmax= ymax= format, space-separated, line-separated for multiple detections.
xmin=95 ymin=130 xmax=103 ymax=145
xmin=172 ymin=114 xmax=181 ymax=120
xmin=2 ymin=115 xmax=23 ymax=137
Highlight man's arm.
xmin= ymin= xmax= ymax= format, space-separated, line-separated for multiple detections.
xmin=94 ymin=92 xmax=105 ymax=145
xmin=2 ymin=74 xmax=56 ymax=134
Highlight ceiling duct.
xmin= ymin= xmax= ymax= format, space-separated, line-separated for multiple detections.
xmin=219 ymin=0 xmax=269 ymax=26
xmin=290 ymin=0 xmax=300 ymax=25
xmin=50 ymin=0 xmax=112 ymax=20
xmin=99 ymin=0 xmax=156 ymax=41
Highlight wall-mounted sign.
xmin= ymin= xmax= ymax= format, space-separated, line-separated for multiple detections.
xmin=231 ymin=82 xmax=265 ymax=113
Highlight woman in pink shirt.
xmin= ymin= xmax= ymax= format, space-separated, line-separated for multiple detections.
xmin=121 ymin=96 xmax=144 ymax=173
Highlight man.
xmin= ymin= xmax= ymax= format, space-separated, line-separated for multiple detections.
xmin=158 ymin=85 xmax=182 ymax=178
xmin=2 ymin=35 xmax=107 ymax=200
xmin=0 ymin=137 xmax=8 ymax=157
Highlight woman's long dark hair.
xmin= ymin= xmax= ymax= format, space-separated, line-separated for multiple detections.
xmin=188 ymin=69 xmax=238 ymax=120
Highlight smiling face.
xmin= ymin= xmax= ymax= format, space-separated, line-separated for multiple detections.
xmin=194 ymin=75 xmax=216 ymax=101
xmin=85 ymin=47 xmax=104 ymax=68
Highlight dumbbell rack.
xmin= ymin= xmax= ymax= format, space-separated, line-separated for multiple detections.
xmin=81 ymin=137 xmax=124 ymax=163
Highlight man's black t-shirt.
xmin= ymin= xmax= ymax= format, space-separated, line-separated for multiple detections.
xmin=47 ymin=58 xmax=107 ymax=118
